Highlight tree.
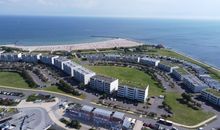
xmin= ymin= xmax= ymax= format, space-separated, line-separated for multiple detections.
xmin=68 ymin=120 xmax=81 ymax=129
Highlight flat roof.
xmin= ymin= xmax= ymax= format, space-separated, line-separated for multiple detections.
xmin=184 ymin=75 xmax=206 ymax=87
xmin=141 ymin=57 xmax=160 ymax=62
xmin=55 ymin=57 xmax=70 ymax=62
xmin=64 ymin=61 xmax=79 ymax=68
xmin=93 ymin=108 xmax=112 ymax=117
xmin=175 ymin=67 xmax=188 ymax=75
xmin=160 ymin=61 xmax=177 ymax=67
xmin=81 ymin=105 xmax=94 ymax=112
xmin=112 ymin=111 xmax=125 ymax=120
xmin=205 ymin=88 xmax=220 ymax=97
xmin=76 ymin=66 xmax=95 ymax=75
xmin=91 ymin=75 xmax=117 ymax=83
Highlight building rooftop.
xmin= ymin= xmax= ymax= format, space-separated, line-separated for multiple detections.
xmin=81 ymin=105 xmax=94 ymax=112
xmin=123 ymin=117 xmax=136 ymax=129
xmin=205 ymin=88 xmax=220 ymax=97
xmin=160 ymin=61 xmax=177 ymax=67
xmin=93 ymin=108 xmax=113 ymax=117
xmin=55 ymin=57 xmax=71 ymax=62
xmin=64 ymin=61 xmax=79 ymax=68
xmin=91 ymin=75 xmax=118 ymax=83
xmin=184 ymin=75 xmax=207 ymax=87
xmin=141 ymin=57 xmax=160 ymax=62
xmin=112 ymin=111 xmax=125 ymax=120
xmin=175 ymin=67 xmax=189 ymax=75
xmin=41 ymin=55 xmax=59 ymax=58
xmin=76 ymin=66 xmax=95 ymax=75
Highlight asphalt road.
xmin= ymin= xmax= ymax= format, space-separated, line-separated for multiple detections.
xmin=9 ymin=107 xmax=53 ymax=130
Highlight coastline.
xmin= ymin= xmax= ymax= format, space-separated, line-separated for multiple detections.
xmin=0 ymin=38 xmax=143 ymax=52
xmin=172 ymin=49 xmax=220 ymax=71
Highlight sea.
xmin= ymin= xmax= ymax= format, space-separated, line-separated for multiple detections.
xmin=0 ymin=16 xmax=220 ymax=69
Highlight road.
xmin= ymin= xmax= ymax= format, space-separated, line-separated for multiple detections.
xmin=0 ymin=85 xmax=219 ymax=130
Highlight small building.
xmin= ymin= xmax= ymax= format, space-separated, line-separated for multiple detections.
xmin=39 ymin=55 xmax=59 ymax=65
xmin=111 ymin=111 xmax=125 ymax=124
xmin=172 ymin=67 xmax=189 ymax=81
xmin=0 ymin=53 xmax=22 ymax=62
xmin=122 ymin=117 xmax=136 ymax=130
xmin=21 ymin=53 xmax=41 ymax=63
xmin=80 ymin=105 xmax=95 ymax=121
xmin=117 ymin=85 xmax=149 ymax=102
xmin=140 ymin=57 xmax=160 ymax=66
xmin=90 ymin=75 xmax=119 ymax=94
xmin=201 ymin=88 xmax=220 ymax=106
xmin=158 ymin=61 xmax=179 ymax=73
xmin=93 ymin=108 xmax=113 ymax=127
xmin=183 ymin=75 xmax=208 ymax=93
xmin=54 ymin=57 xmax=71 ymax=70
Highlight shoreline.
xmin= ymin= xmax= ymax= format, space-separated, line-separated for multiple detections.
xmin=171 ymin=49 xmax=220 ymax=71
xmin=0 ymin=38 xmax=143 ymax=52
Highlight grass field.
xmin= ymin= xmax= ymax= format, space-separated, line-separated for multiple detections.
xmin=0 ymin=72 xmax=30 ymax=88
xmin=165 ymin=93 xmax=214 ymax=126
xmin=88 ymin=65 xmax=164 ymax=96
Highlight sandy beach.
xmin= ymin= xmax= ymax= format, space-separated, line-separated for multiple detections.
xmin=1 ymin=38 xmax=143 ymax=52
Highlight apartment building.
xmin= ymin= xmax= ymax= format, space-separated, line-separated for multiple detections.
xmin=117 ymin=85 xmax=149 ymax=102
xmin=39 ymin=55 xmax=59 ymax=65
xmin=53 ymin=57 xmax=71 ymax=70
xmin=90 ymin=75 xmax=119 ymax=94
xmin=140 ymin=57 xmax=160 ymax=66
xmin=183 ymin=75 xmax=208 ymax=93
xmin=21 ymin=53 xmax=41 ymax=63
xmin=201 ymin=88 xmax=220 ymax=106
xmin=0 ymin=53 xmax=22 ymax=62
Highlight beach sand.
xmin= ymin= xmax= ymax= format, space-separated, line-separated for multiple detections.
xmin=1 ymin=38 xmax=143 ymax=52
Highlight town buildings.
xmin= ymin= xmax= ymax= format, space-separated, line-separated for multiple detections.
xmin=158 ymin=61 xmax=179 ymax=73
xmin=201 ymin=88 xmax=220 ymax=106
xmin=63 ymin=61 xmax=78 ymax=77
xmin=21 ymin=53 xmax=41 ymax=63
xmin=73 ymin=66 xmax=96 ymax=85
xmin=139 ymin=57 xmax=160 ymax=66
xmin=0 ymin=53 xmax=22 ymax=62
xmin=183 ymin=75 xmax=208 ymax=93
xmin=90 ymin=75 xmax=119 ymax=94
xmin=117 ymin=85 xmax=149 ymax=102
xmin=54 ymin=57 xmax=71 ymax=70
xmin=172 ymin=67 xmax=189 ymax=81
xmin=39 ymin=55 xmax=59 ymax=65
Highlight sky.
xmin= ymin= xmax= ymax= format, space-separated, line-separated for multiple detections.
xmin=0 ymin=0 xmax=220 ymax=19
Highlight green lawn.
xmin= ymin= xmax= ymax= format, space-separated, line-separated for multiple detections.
xmin=0 ymin=72 xmax=30 ymax=88
xmin=88 ymin=65 xmax=164 ymax=96
xmin=165 ymin=93 xmax=214 ymax=126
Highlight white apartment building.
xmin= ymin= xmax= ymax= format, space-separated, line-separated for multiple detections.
xmin=158 ymin=61 xmax=179 ymax=73
xmin=53 ymin=57 xmax=71 ymax=70
xmin=90 ymin=75 xmax=119 ymax=94
xmin=0 ymin=53 xmax=22 ymax=62
xmin=63 ymin=61 xmax=79 ymax=77
xmin=201 ymin=88 xmax=220 ymax=106
xmin=172 ymin=67 xmax=189 ymax=81
xmin=74 ymin=66 xmax=96 ymax=85
xmin=39 ymin=55 xmax=59 ymax=65
xmin=140 ymin=57 xmax=160 ymax=66
xmin=117 ymin=85 xmax=149 ymax=102
xmin=183 ymin=75 xmax=208 ymax=93
xmin=21 ymin=53 xmax=41 ymax=63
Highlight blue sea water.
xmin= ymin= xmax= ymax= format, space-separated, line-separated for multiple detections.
xmin=0 ymin=16 xmax=220 ymax=68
